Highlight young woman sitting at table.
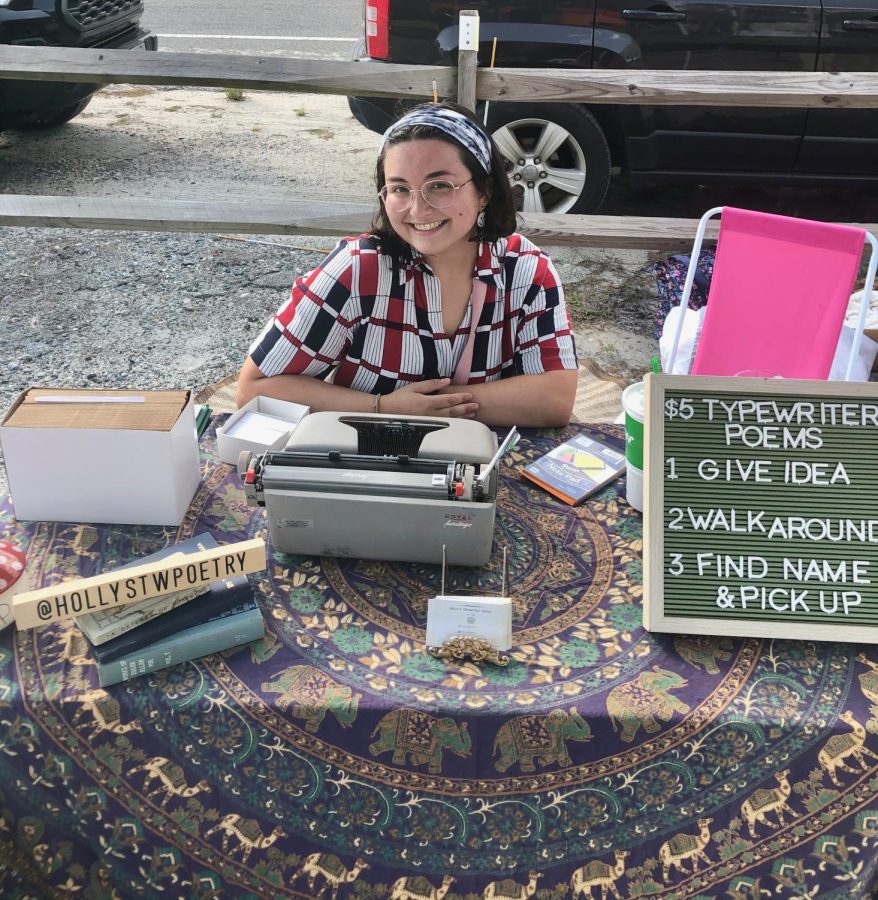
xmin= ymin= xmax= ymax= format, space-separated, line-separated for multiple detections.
xmin=236 ymin=102 xmax=578 ymax=427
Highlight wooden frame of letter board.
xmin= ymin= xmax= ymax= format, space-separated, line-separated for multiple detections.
xmin=644 ymin=373 xmax=878 ymax=643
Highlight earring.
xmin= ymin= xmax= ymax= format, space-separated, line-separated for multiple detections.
xmin=477 ymin=209 xmax=486 ymax=228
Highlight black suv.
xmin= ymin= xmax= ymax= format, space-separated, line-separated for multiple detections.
xmin=0 ymin=0 xmax=156 ymax=131
xmin=349 ymin=0 xmax=878 ymax=214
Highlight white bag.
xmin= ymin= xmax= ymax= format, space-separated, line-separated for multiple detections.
xmin=829 ymin=325 xmax=878 ymax=381
xmin=659 ymin=305 xmax=706 ymax=375
xmin=660 ymin=306 xmax=877 ymax=381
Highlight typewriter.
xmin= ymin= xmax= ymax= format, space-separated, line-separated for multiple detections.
xmin=238 ymin=412 xmax=517 ymax=566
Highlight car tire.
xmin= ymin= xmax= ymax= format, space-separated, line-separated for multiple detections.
xmin=18 ymin=97 xmax=92 ymax=130
xmin=485 ymin=103 xmax=611 ymax=214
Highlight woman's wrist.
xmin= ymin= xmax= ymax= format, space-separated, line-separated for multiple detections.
xmin=371 ymin=393 xmax=382 ymax=414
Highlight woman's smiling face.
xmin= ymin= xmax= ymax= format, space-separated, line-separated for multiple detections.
xmin=381 ymin=138 xmax=486 ymax=267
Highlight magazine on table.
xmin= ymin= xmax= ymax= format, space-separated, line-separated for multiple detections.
xmin=522 ymin=431 xmax=625 ymax=505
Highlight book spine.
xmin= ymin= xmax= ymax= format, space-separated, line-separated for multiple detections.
xmin=521 ymin=469 xmax=578 ymax=505
xmin=93 ymin=581 xmax=253 ymax=664
xmin=82 ymin=585 xmax=206 ymax=645
xmin=78 ymin=534 xmax=219 ymax=644
xmin=97 ymin=607 xmax=264 ymax=687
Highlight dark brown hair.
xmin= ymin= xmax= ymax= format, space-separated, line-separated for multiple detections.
xmin=371 ymin=101 xmax=517 ymax=263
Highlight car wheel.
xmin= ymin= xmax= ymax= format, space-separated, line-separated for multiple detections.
xmin=486 ymin=103 xmax=611 ymax=214
xmin=18 ymin=97 xmax=92 ymax=130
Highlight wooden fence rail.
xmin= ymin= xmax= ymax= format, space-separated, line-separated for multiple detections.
xmin=2 ymin=195 xmax=875 ymax=251
xmin=0 ymin=46 xmax=448 ymax=97
xmin=0 ymin=194 xmax=716 ymax=250
xmin=3 ymin=45 xmax=878 ymax=109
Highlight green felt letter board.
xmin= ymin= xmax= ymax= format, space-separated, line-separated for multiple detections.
xmin=643 ymin=374 xmax=878 ymax=642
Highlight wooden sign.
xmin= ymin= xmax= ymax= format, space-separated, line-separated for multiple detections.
xmin=13 ymin=538 xmax=266 ymax=630
xmin=644 ymin=374 xmax=878 ymax=642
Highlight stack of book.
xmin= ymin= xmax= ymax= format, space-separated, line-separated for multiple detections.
xmin=78 ymin=534 xmax=264 ymax=686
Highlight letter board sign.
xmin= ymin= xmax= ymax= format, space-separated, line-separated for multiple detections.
xmin=644 ymin=374 xmax=878 ymax=642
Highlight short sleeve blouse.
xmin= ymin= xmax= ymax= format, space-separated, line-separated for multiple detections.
xmin=249 ymin=232 xmax=577 ymax=395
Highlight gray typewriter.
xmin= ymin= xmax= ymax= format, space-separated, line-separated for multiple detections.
xmin=238 ymin=412 xmax=517 ymax=566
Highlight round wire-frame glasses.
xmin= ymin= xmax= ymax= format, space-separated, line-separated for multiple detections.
xmin=378 ymin=178 xmax=475 ymax=211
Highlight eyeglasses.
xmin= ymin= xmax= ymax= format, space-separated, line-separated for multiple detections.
xmin=378 ymin=178 xmax=475 ymax=212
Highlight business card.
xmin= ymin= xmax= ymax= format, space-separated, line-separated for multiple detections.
xmin=426 ymin=595 xmax=512 ymax=651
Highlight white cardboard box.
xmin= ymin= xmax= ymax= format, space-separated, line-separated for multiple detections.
xmin=0 ymin=388 xmax=202 ymax=526
xmin=216 ymin=396 xmax=309 ymax=465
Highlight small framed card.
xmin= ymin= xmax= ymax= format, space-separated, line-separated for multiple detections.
xmin=426 ymin=595 xmax=512 ymax=651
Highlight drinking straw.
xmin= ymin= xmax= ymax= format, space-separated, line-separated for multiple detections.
xmin=482 ymin=38 xmax=498 ymax=126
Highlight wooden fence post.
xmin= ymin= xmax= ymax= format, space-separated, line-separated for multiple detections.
xmin=457 ymin=10 xmax=479 ymax=111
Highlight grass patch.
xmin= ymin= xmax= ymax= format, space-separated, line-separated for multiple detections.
xmin=296 ymin=104 xmax=306 ymax=117
xmin=224 ymin=88 xmax=245 ymax=102
xmin=563 ymin=258 xmax=657 ymax=338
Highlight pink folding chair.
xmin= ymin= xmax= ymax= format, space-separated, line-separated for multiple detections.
xmin=666 ymin=206 xmax=878 ymax=380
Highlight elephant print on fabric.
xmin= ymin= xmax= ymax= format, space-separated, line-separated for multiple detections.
xmin=606 ymin=666 xmax=690 ymax=742
xmin=494 ymin=707 xmax=592 ymax=772
xmin=369 ymin=708 xmax=471 ymax=773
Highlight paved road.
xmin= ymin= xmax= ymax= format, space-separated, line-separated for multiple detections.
xmin=145 ymin=0 xmax=361 ymax=58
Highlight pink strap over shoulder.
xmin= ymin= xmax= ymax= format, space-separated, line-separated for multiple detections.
xmin=452 ymin=278 xmax=488 ymax=385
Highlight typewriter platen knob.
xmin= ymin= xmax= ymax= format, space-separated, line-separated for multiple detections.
xmin=237 ymin=450 xmax=254 ymax=479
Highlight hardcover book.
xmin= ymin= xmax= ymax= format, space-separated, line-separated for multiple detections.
xmin=522 ymin=432 xmax=626 ymax=505
xmin=89 ymin=567 xmax=253 ymax=664
xmin=77 ymin=534 xmax=216 ymax=645
xmin=96 ymin=600 xmax=264 ymax=687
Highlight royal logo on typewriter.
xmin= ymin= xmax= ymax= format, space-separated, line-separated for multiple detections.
xmin=444 ymin=514 xmax=474 ymax=529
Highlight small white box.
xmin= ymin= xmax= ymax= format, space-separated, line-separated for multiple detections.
xmin=216 ymin=396 xmax=309 ymax=465
xmin=0 ymin=388 xmax=202 ymax=527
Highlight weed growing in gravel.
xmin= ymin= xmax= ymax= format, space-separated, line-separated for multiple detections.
xmin=564 ymin=259 xmax=656 ymax=335
xmin=225 ymin=88 xmax=245 ymax=102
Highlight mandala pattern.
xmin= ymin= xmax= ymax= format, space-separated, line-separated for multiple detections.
xmin=0 ymin=423 xmax=877 ymax=898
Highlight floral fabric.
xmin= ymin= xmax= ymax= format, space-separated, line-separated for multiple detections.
xmin=650 ymin=249 xmax=716 ymax=338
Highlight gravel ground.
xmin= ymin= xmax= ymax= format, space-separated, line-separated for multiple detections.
xmin=1 ymin=228 xmax=330 ymax=409
xmin=0 ymin=222 xmax=656 ymax=498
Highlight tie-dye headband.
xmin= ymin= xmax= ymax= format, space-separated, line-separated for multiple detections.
xmin=380 ymin=107 xmax=492 ymax=174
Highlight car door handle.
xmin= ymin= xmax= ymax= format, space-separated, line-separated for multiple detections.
xmin=622 ymin=8 xmax=687 ymax=21
xmin=842 ymin=18 xmax=878 ymax=31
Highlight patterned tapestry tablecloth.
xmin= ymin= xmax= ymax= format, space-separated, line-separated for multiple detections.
xmin=1 ymin=422 xmax=877 ymax=899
